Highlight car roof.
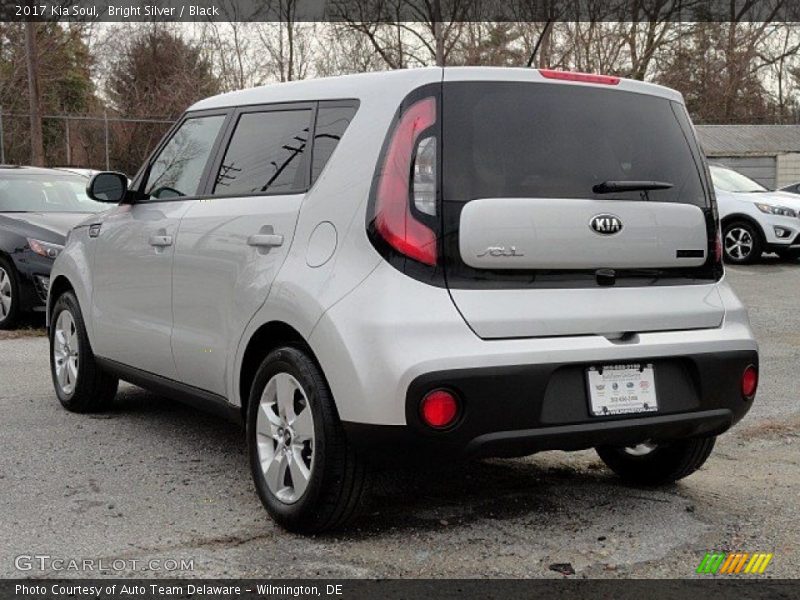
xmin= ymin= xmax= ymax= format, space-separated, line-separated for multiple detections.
xmin=189 ymin=66 xmax=683 ymax=112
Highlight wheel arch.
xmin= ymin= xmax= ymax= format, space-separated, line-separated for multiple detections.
xmin=0 ymin=247 xmax=21 ymax=271
xmin=238 ymin=320 xmax=328 ymax=421
xmin=47 ymin=275 xmax=75 ymax=327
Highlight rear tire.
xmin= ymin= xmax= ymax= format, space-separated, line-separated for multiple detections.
xmin=247 ymin=346 xmax=368 ymax=533
xmin=49 ymin=291 xmax=118 ymax=412
xmin=722 ymin=220 xmax=762 ymax=264
xmin=0 ymin=257 xmax=20 ymax=330
xmin=596 ymin=436 xmax=716 ymax=485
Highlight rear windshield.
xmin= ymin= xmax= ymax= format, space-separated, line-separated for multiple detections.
xmin=442 ymin=82 xmax=708 ymax=207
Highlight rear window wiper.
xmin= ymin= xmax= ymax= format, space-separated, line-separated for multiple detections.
xmin=593 ymin=180 xmax=674 ymax=194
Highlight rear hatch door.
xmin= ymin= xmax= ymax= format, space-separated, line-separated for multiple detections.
xmin=441 ymin=74 xmax=723 ymax=339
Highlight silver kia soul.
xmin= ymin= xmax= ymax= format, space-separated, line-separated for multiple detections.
xmin=48 ymin=67 xmax=759 ymax=532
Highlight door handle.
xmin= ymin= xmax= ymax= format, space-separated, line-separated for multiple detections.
xmin=247 ymin=233 xmax=284 ymax=248
xmin=149 ymin=234 xmax=173 ymax=247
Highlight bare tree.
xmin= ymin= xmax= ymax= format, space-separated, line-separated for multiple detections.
xmin=196 ymin=22 xmax=261 ymax=92
xmin=105 ymin=24 xmax=220 ymax=173
xmin=254 ymin=1 xmax=315 ymax=82
xmin=330 ymin=0 xmax=476 ymax=68
xmin=450 ymin=22 xmax=526 ymax=66
xmin=314 ymin=24 xmax=387 ymax=76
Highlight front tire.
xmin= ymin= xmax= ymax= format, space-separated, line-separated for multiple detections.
xmin=247 ymin=346 xmax=368 ymax=533
xmin=49 ymin=291 xmax=118 ymax=412
xmin=0 ymin=257 xmax=20 ymax=330
xmin=723 ymin=220 xmax=762 ymax=264
xmin=596 ymin=436 xmax=716 ymax=485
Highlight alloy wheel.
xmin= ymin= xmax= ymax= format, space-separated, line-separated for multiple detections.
xmin=255 ymin=372 xmax=316 ymax=504
xmin=0 ymin=267 xmax=12 ymax=320
xmin=53 ymin=310 xmax=80 ymax=395
xmin=724 ymin=227 xmax=754 ymax=261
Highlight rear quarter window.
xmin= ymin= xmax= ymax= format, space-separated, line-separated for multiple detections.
xmin=311 ymin=102 xmax=358 ymax=185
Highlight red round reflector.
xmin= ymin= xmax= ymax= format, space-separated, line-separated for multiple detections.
xmin=742 ymin=365 xmax=758 ymax=398
xmin=420 ymin=389 xmax=459 ymax=429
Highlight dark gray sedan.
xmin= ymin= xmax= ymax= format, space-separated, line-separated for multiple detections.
xmin=0 ymin=166 xmax=110 ymax=329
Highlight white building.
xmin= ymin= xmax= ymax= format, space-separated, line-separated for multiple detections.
xmin=696 ymin=125 xmax=800 ymax=190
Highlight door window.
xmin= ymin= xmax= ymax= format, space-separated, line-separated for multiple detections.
xmin=144 ymin=115 xmax=225 ymax=200
xmin=213 ymin=109 xmax=312 ymax=196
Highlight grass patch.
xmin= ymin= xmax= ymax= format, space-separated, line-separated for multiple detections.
xmin=0 ymin=326 xmax=47 ymax=340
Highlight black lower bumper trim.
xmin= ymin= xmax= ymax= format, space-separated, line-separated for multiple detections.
xmin=344 ymin=349 xmax=756 ymax=460
xmin=465 ymin=408 xmax=732 ymax=458
xmin=344 ymin=408 xmax=734 ymax=461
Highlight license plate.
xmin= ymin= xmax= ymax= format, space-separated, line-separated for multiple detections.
xmin=586 ymin=363 xmax=658 ymax=416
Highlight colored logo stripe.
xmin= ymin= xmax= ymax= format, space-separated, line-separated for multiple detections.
xmin=697 ymin=552 xmax=726 ymax=574
xmin=745 ymin=553 xmax=773 ymax=574
xmin=696 ymin=552 xmax=773 ymax=574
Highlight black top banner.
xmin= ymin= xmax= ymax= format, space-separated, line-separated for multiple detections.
xmin=3 ymin=0 xmax=800 ymax=23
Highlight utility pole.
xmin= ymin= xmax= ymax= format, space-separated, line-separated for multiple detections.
xmin=0 ymin=106 xmax=5 ymax=164
xmin=432 ymin=0 xmax=444 ymax=67
xmin=527 ymin=20 xmax=553 ymax=68
xmin=24 ymin=21 xmax=45 ymax=167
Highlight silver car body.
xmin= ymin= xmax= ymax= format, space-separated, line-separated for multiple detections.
xmin=49 ymin=67 xmax=757 ymax=435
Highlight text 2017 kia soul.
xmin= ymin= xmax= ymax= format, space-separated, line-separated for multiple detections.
xmin=48 ymin=68 xmax=758 ymax=532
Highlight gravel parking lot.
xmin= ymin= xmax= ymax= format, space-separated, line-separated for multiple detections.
xmin=1 ymin=263 xmax=798 ymax=579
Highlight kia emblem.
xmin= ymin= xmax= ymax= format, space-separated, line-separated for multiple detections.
xmin=590 ymin=214 xmax=623 ymax=235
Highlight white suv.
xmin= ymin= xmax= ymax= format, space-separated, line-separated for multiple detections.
xmin=48 ymin=68 xmax=759 ymax=532
xmin=711 ymin=165 xmax=800 ymax=263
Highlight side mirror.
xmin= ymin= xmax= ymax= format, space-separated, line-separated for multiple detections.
xmin=87 ymin=172 xmax=128 ymax=203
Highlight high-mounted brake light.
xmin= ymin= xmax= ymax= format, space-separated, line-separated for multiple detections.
xmin=539 ymin=69 xmax=620 ymax=86
xmin=373 ymin=97 xmax=438 ymax=266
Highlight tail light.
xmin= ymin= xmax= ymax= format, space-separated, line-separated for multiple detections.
xmin=539 ymin=69 xmax=620 ymax=86
xmin=741 ymin=365 xmax=758 ymax=399
xmin=420 ymin=389 xmax=460 ymax=429
xmin=714 ymin=230 xmax=723 ymax=264
xmin=370 ymin=96 xmax=438 ymax=266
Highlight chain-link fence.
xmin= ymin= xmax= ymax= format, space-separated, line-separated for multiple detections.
xmin=0 ymin=109 xmax=175 ymax=176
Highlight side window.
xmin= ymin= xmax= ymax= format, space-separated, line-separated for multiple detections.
xmin=311 ymin=104 xmax=358 ymax=184
xmin=213 ymin=109 xmax=312 ymax=196
xmin=144 ymin=115 xmax=225 ymax=199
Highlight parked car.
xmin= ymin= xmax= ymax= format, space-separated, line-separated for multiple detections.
xmin=711 ymin=165 xmax=800 ymax=263
xmin=48 ymin=68 xmax=758 ymax=533
xmin=54 ymin=167 xmax=100 ymax=179
xmin=55 ymin=168 xmax=131 ymax=187
xmin=0 ymin=166 xmax=110 ymax=329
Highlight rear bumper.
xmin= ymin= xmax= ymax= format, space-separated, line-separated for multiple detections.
xmin=344 ymin=349 xmax=757 ymax=459
xmin=312 ymin=262 xmax=757 ymax=427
